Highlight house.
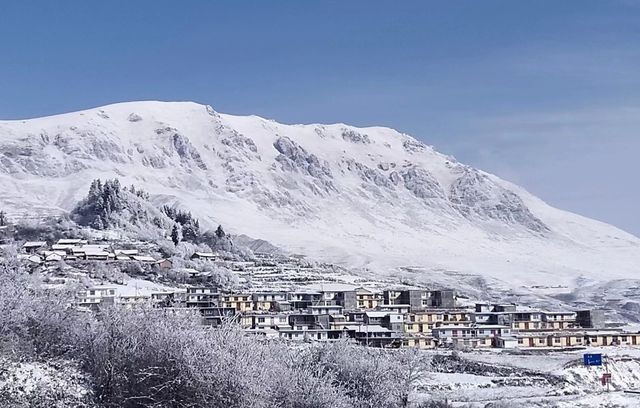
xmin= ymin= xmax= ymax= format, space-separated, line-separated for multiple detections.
xmin=220 ymin=293 xmax=253 ymax=313
xmin=191 ymin=252 xmax=218 ymax=260
xmin=76 ymin=286 xmax=117 ymax=309
xmin=377 ymin=304 xmax=411 ymax=314
xmin=430 ymin=290 xmax=456 ymax=308
xmin=151 ymin=291 xmax=184 ymax=307
xmin=115 ymin=249 xmax=139 ymax=257
xmin=117 ymin=294 xmax=151 ymax=308
xmin=350 ymin=325 xmax=401 ymax=348
xmin=154 ymin=258 xmax=173 ymax=270
xmin=22 ymin=241 xmax=47 ymax=253
xmin=44 ymin=253 xmax=63 ymax=263
xmin=252 ymin=292 xmax=287 ymax=311
xmin=185 ymin=287 xmax=219 ymax=308
xmin=244 ymin=313 xmax=289 ymax=330
xmin=200 ymin=307 xmax=238 ymax=326
xmin=403 ymin=335 xmax=436 ymax=349
xmin=56 ymin=239 xmax=87 ymax=246
xmin=383 ymin=289 xmax=429 ymax=311
xmin=288 ymin=291 xmax=323 ymax=310
xmin=132 ymin=255 xmax=156 ymax=263
xmin=432 ymin=324 xmax=510 ymax=346
xmin=308 ymin=305 xmax=344 ymax=316
xmin=51 ymin=244 xmax=76 ymax=252
xmin=356 ymin=287 xmax=383 ymax=310
xmin=547 ymin=332 xmax=584 ymax=348
xmin=542 ymin=311 xmax=577 ymax=322
xmin=278 ymin=328 xmax=332 ymax=342
xmin=288 ymin=313 xmax=331 ymax=330
xmin=364 ymin=311 xmax=404 ymax=331
xmin=84 ymin=249 xmax=110 ymax=261
xmin=576 ymin=309 xmax=607 ymax=329
xmin=26 ymin=254 xmax=42 ymax=265
xmin=516 ymin=333 xmax=550 ymax=348
xmin=495 ymin=336 xmax=518 ymax=349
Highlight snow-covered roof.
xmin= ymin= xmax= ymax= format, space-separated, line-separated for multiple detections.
xmin=23 ymin=241 xmax=46 ymax=247
xmin=365 ymin=311 xmax=394 ymax=318
xmin=351 ymin=325 xmax=391 ymax=333
xmin=194 ymin=252 xmax=217 ymax=258
xmin=132 ymin=255 xmax=156 ymax=262
xmin=115 ymin=249 xmax=138 ymax=255
xmin=57 ymin=239 xmax=85 ymax=245
xmin=51 ymin=244 xmax=74 ymax=250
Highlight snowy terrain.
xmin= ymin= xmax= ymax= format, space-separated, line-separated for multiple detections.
xmin=421 ymin=347 xmax=640 ymax=407
xmin=1 ymin=101 xmax=639 ymax=299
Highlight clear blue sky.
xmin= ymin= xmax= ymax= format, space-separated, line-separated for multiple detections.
xmin=1 ymin=1 xmax=639 ymax=235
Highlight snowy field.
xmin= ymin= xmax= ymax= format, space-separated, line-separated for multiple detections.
xmin=417 ymin=348 xmax=640 ymax=407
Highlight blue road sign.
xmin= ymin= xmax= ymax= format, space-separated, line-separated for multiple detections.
xmin=584 ymin=353 xmax=603 ymax=366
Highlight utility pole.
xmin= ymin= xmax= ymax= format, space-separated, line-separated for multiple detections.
xmin=605 ymin=354 xmax=610 ymax=393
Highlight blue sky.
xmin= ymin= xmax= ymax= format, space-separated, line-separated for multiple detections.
xmin=1 ymin=1 xmax=639 ymax=235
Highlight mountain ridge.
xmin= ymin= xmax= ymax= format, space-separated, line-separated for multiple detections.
xmin=1 ymin=100 xmax=638 ymax=293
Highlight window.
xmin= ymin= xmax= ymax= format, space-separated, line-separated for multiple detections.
xmin=258 ymin=317 xmax=265 ymax=323
xmin=89 ymin=290 xmax=95 ymax=296
xmin=554 ymin=337 xmax=561 ymax=343
xmin=518 ymin=338 xmax=524 ymax=344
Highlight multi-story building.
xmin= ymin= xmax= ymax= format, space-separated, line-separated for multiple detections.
xmin=220 ymin=293 xmax=253 ymax=313
xmin=355 ymin=288 xmax=383 ymax=310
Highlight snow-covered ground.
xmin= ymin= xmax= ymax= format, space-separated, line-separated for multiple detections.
xmin=419 ymin=348 xmax=640 ymax=407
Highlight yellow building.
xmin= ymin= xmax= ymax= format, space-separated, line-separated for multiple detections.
xmin=512 ymin=320 xmax=544 ymax=331
xmin=220 ymin=294 xmax=253 ymax=312
xmin=404 ymin=336 xmax=436 ymax=349
xmin=517 ymin=334 xmax=549 ymax=348
xmin=547 ymin=333 xmax=584 ymax=347
xmin=356 ymin=288 xmax=383 ymax=310
xmin=404 ymin=321 xmax=436 ymax=335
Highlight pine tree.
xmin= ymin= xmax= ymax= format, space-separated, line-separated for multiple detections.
xmin=215 ymin=225 xmax=226 ymax=239
xmin=171 ymin=224 xmax=181 ymax=246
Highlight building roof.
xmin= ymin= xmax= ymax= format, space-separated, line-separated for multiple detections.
xmin=23 ymin=241 xmax=46 ymax=247
xmin=57 ymin=239 xmax=86 ymax=245
xmin=351 ymin=325 xmax=391 ymax=333
xmin=193 ymin=252 xmax=217 ymax=258
xmin=132 ymin=255 xmax=156 ymax=262
xmin=115 ymin=249 xmax=139 ymax=255
xmin=365 ymin=311 xmax=394 ymax=318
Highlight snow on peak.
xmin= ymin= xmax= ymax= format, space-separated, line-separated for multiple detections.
xmin=1 ymin=101 xmax=639 ymax=291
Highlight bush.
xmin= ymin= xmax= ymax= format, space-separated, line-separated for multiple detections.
xmin=0 ymin=256 xmax=428 ymax=408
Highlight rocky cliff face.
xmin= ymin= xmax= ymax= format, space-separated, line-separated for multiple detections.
xmin=1 ymin=101 xmax=638 ymax=291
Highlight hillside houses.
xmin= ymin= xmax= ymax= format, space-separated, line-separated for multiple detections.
xmin=71 ymin=278 xmax=640 ymax=351
xmin=18 ymin=238 xmax=160 ymax=265
xmin=12 ymin=234 xmax=640 ymax=352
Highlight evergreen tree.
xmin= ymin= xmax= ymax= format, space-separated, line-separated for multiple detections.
xmin=171 ymin=224 xmax=181 ymax=246
xmin=215 ymin=225 xmax=226 ymax=239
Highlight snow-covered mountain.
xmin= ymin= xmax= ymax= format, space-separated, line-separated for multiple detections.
xmin=1 ymin=101 xmax=638 ymax=293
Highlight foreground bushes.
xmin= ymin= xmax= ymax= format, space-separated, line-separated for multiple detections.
xmin=0 ymin=259 xmax=430 ymax=407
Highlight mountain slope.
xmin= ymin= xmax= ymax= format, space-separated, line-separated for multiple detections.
xmin=1 ymin=101 xmax=638 ymax=292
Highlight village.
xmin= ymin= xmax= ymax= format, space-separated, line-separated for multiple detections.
xmin=10 ymin=235 xmax=640 ymax=352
